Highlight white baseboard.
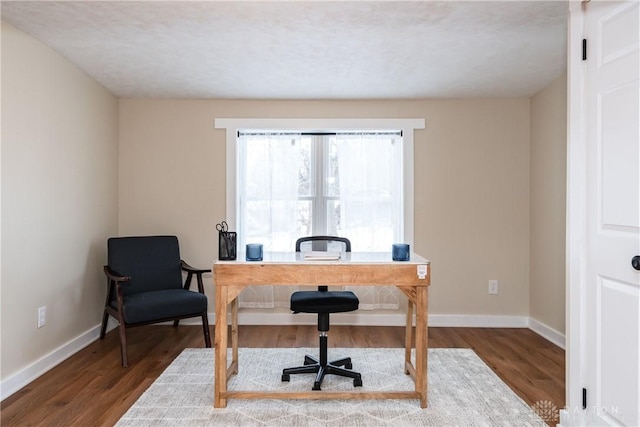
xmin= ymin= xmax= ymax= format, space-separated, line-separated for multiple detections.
xmin=0 ymin=324 xmax=103 ymax=401
xmin=0 ymin=312 xmax=559 ymax=402
xmin=528 ymin=317 xmax=566 ymax=349
xmin=428 ymin=314 xmax=529 ymax=328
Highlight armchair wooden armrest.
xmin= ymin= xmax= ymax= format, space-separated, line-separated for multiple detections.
xmin=180 ymin=260 xmax=210 ymax=294
xmin=103 ymin=265 xmax=129 ymax=309
xmin=181 ymin=260 xmax=211 ymax=275
xmin=103 ymin=265 xmax=131 ymax=283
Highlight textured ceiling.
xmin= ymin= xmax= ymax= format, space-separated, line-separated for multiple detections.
xmin=1 ymin=1 xmax=568 ymax=99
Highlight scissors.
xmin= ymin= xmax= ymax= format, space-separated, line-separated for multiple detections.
xmin=216 ymin=221 xmax=228 ymax=233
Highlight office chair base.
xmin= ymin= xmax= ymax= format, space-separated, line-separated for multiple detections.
xmin=281 ymin=354 xmax=362 ymax=390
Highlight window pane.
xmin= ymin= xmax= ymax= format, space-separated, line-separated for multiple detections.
xmin=241 ymin=135 xmax=302 ymax=249
xmin=326 ymin=199 xmax=340 ymax=235
xmin=245 ymin=136 xmax=308 ymax=198
xmin=245 ymin=200 xmax=297 ymax=245
xmin=336 ymin=199 xmax=396 ymax=251
xmin=298 ymin=137 xmax=313 ymax=197
xmin=334 ymin=134 xmax=403 ymax=250
xmin=297 ymin=200 xmax=313 ymax=237
xmin=326 ymin=137 xmax=339 ymax=197
xmin=243 ymin=199 xmax=312 ymax=250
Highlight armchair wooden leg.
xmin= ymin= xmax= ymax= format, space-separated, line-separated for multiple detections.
xmin=202 ymin=313 xmax=212 ymax=348
xmin=173 ymin=320 xmax=180 ymax=327
xmin=100 ymin=311 xmax=109 ymax=339
xmin=117 ymin=321 xmax=128 ymax=368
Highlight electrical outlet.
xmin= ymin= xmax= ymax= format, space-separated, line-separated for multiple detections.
xmin=37 ymin=306 xmax=46 ymax=328
xmin=488 ymin=280 xmax=499 ymax=295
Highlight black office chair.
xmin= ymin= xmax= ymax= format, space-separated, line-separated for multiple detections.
xmin=100 ymin=235 xmax=212 ymax=367
xmin=281 ymin=236 xmax=362 ymax=390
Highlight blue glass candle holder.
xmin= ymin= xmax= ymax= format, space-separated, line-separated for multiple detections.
xmin=246 ymin=243 xmax=263 ymax=261
xmin=392 ymin=243 xmax=410 ymax=261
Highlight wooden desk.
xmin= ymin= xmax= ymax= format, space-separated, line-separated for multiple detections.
xmin=213 ymin=252 xmax=431 ymax=408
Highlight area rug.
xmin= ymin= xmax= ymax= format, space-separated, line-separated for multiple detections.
xmin=116 ymin=347 xmax=547 ymax=426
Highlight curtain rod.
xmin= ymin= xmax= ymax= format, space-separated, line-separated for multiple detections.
xmin=237 ymin=130 xmax=403 ymax=137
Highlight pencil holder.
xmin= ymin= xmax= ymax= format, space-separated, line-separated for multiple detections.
xmin=218 ymin=231 xmax=237 ymax=260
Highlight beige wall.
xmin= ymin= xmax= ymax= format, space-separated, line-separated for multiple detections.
xmin=530 ymin=72 xmax=567 ymax=334
xmin=1 ymin=22 xmax=119 ymax=380
xmin=119 ymin=98 xmax=531 ymax=318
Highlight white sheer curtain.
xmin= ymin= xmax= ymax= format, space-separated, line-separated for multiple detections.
xmin=336 ymin=133 xmax=402 ymax=310
xmin=237 ymin=133 xmax=302 ymax=308
xmin=236 ymin=131 xmax=403 ymax=310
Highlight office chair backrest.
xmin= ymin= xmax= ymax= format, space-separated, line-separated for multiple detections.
xmin=295 ymin=236 xmax=351 ymax=253
xmin=107 ymin=236 xmax=183 ymax=296
xmin=296 ymin=236 xmax=351 ymax=292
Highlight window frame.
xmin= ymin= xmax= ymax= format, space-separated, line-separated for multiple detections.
xmin=215 ymin=118 xmax=425 ymax=247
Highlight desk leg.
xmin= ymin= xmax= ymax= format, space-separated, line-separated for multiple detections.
xmin=415 ymin=286 xmax=428 ymax=408
xmin=214 ymin=284 xmax=228 ymax=408
xmin=231 ymin=297 xmax=238 ymax=375
xmin=405 ymin=299 xmax=414 ymax=374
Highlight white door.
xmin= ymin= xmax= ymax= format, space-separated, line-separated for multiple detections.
xmin=585 ymin=1 xmax=640 ymax=425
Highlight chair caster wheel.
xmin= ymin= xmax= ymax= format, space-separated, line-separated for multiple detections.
xmin=281 ymin=373 xmax=290 ymax=382
xmin=354 ymin=378 xmax=363 ymax=387
xmin=345 ymin=363 xmax=353 ymax=369
xmin=313 ymin=383 xmax=321 ymax=391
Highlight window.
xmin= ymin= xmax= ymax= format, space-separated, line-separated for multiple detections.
xmin=216 ymin=118 xmax=425 ymax=311
xmin=237 ymin=132 xmax=404 ymax=252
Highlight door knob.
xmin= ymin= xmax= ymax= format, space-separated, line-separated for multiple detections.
xmin=633 ymin=256 xmax=640 ymax=271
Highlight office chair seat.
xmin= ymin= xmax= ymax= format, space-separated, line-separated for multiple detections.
xmin=291 ymin=291 xmax=359 ymax=314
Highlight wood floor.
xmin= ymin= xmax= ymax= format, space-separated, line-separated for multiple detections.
xmin=1 ymin=325 xmax=565 ymax=426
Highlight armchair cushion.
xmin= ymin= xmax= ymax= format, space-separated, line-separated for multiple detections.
xmin=114 ymin=289 xmax=208 ymax=325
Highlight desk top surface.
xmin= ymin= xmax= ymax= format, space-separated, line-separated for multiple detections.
xmin=215 ymin=251 xmax=430 ymax=265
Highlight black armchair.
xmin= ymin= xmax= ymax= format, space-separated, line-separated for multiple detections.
xmin=281 ymin=236 xmax=362 ymax=390
xmin=100 ymin=235 xmax=212 ymax=367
